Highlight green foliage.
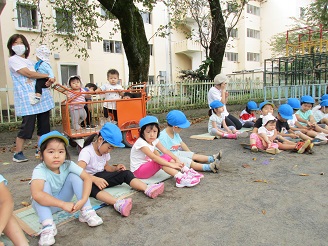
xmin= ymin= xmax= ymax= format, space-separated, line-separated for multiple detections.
xmin=179 ymin=57 xmax=213 ymax=80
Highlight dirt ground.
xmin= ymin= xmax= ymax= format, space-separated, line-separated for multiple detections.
xmin=1 ymin=108 xmax=328 ymax=246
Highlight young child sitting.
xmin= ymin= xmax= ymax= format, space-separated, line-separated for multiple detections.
xmin=31 ymin=45 xmax=55 ymax=105
xmin=159 ymin=110 xmax=221 ymax=174
xmin=0 ymin=174 xmax=29 ymax=246
xmin=209 ymin=100 xmax=248 ymax=139
xmin=78 ymin=123 xmax=164 ymax=217
xmin=312 ymin=99 xmax=328 ymax=127
xmin=239 ymin=101 xmax=259 ymax=128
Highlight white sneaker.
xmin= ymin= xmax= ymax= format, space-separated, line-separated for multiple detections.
xmin=79 ymin=209 xmax=103 ymax=227
xmin=176 ymin=173 xmax=200 ymax=188
xmin=38 ymin=223 xmax=57 ymax=246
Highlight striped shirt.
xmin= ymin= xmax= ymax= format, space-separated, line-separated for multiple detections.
xmin=8 ymin=55 xmax=54 ymax=117
xmin=67 ymin=88 xmax=87 ymax=110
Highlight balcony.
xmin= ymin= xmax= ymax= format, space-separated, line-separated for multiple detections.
xmin=173 ymin=40 xmax=202 ymax=56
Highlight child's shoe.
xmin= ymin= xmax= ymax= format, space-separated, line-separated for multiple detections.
xmin=213 ymin=150 xmax=223 ymax=161
xmin=185 ymin=168 xmax=204 ymax=178
xmin=176 ymin=173 xmax=200 ymax=188
xmin=209 ymin=159 xmax=220 ymax=173
xmin=144 ymin=183 xmax=165 ymax=198
xmin=79 ymin=208 xmax=103 ymax=227
xmin=114 ymin=198 xmax=132 ymax=217
xmin=236 ymin=131 xmax=248 ymax=138
xmin=38 ymin=223 xmax=57 ymax=246
xmin=35 ymin=149 xmax=40 ymax=159
xmin=266 ymin=148 xmax=281 ymax=155
xmin=295 ymin=140 xmax=311 ymax=154
xmin=224 ymin=133 xmax=237 ymax=139
xmin=251 ymin=146 xmax=258 ymax=152
xmin=305 ymin=142 xmax=314 ymax=154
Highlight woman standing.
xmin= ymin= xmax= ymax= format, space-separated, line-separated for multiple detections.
xmin=7 ymin=34 xmax=55 ymax=162
xmin=207 ymin=74 xmax=242 ymax=130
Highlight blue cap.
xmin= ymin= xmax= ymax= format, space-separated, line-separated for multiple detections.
xmin=38 ymin=131 xmax=68 ymax=148
xmin=139 ymin=116 xmax=159 ymax=128
xmin=278 ymin=104 xmax=293 ymax=120
xmin=210 ymin=100 xmax=224 ymax=109
xmin=259 ymin=101 xmax=275 ymax=110
xmin=300 ymin=95 xmax=315 ymax=104
xmin=287 ymin=98 xmax=301 ymax=109
xmin=100 ymin=123 xmax=125 ymax=147
xmin=247 ymin=101 xmax=259 ymax=110
xmin=166 ymin=110 xmax=190 ymax=128
xmin=320 ymin=99 xmax=328 ymax=107
xmin=320 ymin=94 xmax=328 ymax=101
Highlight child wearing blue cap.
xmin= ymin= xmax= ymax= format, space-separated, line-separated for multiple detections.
xmin=30 ymin=131 xmax=103 ymax=246
xmin=0 ymin=174 xmax=29 ymax=246
xmin=252 ymin=101 xmax=275 ymax=133
xmin=159 ymin=110 xmax=222 ymax=174
xmin=209 ymin=100 xmax=248 ymax=139
xmin=239 ymin=101 xmax=259 ymax=128
xmin=78 ymin=123 xmax=164 ymax=218
xmin=312 ymin=99 xmax=328 ymax=127
xmin=130 ymin=115 xmax=201 ymax=188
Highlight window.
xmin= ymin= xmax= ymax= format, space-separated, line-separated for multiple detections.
xmin=247 ymin=52 xmax=260 ymax=62
xmin=140 ymin=11 xmax=151 ymax=24
xmin=247 ymin=4 xmax=260 ymax=16
xmin=55 ymin=9 xmax=74 ymax=33
xmin=60 ymin=65 xmax=78 ymax=85
xmin=247 ymin=28 xmax=260 ymax=39
xmin=103 ymin=40 xmax=122 ymax=53
xmin=16 ymin=3 xmax=38 ymax=29
xmin=149 ymin=44 xmax=153 ymax=56
xmin=229 ymin=28 xmax=238 ymax=38
xmin=148 ymin=76 xmax=154 ymax=84
xmin=226 ymin=52 xmax=238 ymax=62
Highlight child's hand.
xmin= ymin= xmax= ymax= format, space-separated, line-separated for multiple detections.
xmin=290 ymin=134 xmax=298 ymax=139
xmin=61 ymin=201 xmax=75 ymax=213
xmin=116 ymin=164 xmax=126 ymax=172
xmin=72 ymin=200 xmax=85 ymax=213
xmin=171 ymin=162 xmax=184 ymax=170
xmin=94 ymin=177 xmax=109 ymax=190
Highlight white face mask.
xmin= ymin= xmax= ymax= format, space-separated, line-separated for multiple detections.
xmin=12 ymin=44 xmax=26 ymax=56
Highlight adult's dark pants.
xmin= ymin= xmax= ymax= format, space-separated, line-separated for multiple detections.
xmin=225 ymin=114 xmax=242 ymax=130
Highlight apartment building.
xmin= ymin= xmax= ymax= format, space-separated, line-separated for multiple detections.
xmin=0 ymin=0 xmax=313 ymax=91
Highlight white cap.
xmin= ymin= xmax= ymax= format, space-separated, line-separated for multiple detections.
xmin=262 ymin=113 xmax=276 ymax=126
xmin=36 ymin=45 xmax=51 ymax=62
xmin=214 ymin=74 xmax=228 ymax=85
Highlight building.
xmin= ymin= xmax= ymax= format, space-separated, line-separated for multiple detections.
xmin=0 ymin=0 xmax=313 ymax=92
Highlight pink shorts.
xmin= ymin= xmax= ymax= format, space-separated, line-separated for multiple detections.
xmin=133 ymin=154 xmax=172 ymax=179
xmin=250 ymin=133 xmax=279 ymax=150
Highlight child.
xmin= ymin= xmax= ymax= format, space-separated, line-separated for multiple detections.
xmin=0 ymin=174 xmax=29 ymax=246
xmin=312 ymin=99 xmax=328 ymax=127
xmin=78 ymin=123 xmax=164 ymax=217
xmin=30 ymin=45 xmax=55 ymax=105
xmin=239 ymin=101 xmax=259 ymax=128
xmin=66 ymin=75 xmax=90 ymax=130
xmin=295 ymin=95 xmax=328 ymax=135
xmin=95 ymin=69 xmax=123 ymax=122
xmin=130 ymin=116 xmax=201 ymax=188
xmin=30 ymin=131 xmax=103 ymax=246
xmin=81 ymin=83 xmax=98 ymax=129
xmin=159 ymin=110 xmax=222 ymax=173
xmin=252 ymin=101 xmax=275 ymax=133
xmin=208 ymin=100 xmax=248 ymax=139
xmin=287 ymin=98 xmax=326 ymax=143
xmin=122 ymin=92 xmax=134 ymax=99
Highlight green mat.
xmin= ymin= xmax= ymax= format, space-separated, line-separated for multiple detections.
xmin=0 ymin=235 xmax=14 ymax=246
xmin=14 ymin=170 xmax=171 ymax=236
xmin=190 ymin=127 xmax=251 ymax=140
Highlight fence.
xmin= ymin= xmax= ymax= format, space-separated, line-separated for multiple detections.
xmin=1 ymin=80 xmax=327 ymax=125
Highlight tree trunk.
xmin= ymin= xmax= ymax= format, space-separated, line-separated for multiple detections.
xmin=208 ymin=0 xmax=228 ymax=80
xmin=98 ymin=0 xmax=150 ymax=83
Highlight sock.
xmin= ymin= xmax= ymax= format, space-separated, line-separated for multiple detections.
xmin=202 ymin=164 xmax=211 ymax=171
xmin=181 ymin=166 xmax=189 ymax=173
xmin=42 ymin=219 xmax=54 ymax=227
xmin=251 ymin=144 xmax=256 ymax=147
xmin=174 ymin=172 xmax=183 ymax=179
xmin=81 ymin=205 xmax=92 ymax=212
xmin=208 ymin=156 xmax=214 ymax=163
xmin=223 ymin=133 xmax=228 ymax=137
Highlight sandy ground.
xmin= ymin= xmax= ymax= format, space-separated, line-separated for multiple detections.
xmin=1 ymin=109 xmax=328 ymax=246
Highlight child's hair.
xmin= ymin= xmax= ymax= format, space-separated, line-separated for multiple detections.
xmin=208 ymin=109 xmax=214 ymax=117
xmin=107 ymin=69 xmax=119 ymax=78
xmin=39 ymin=138 xmax=71 ymax=161
xmin=85 ymin=83 xmax=98 ymax=91
xmin=122 ymin=92 xmax=134 ymax=99
xmin=265 ymin=119 xmax=276 ymax=126
xmin=140 ymin=123 xmax=160 ymax=141
xmin=68 ymin=75 xmax=82 ymax=87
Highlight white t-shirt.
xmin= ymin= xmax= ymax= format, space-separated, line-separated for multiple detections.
xmin=312 ymin=105 xmax=328 ymax=123
xmin=258 ymin=126 xmax=275 ymax=138
xmin=207 ymin=86 xmax=229 ymax=116
xmin=100 ymin=83 xmax=123 ymax=109
xmin=208 ymin=113 xmax=225 ymax=133
xmin=78 ymin=144 xmax=111 ymax=175
xmin=130 ymin=138 xmax=159 ymax=172
xmin=287 ymin=114 xmax=297 ymax=128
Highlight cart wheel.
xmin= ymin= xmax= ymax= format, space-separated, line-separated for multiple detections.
xmin=69 ymin=138 xmax=77 ymax=147
xmin=122 ymin=124 xmax=139 ymax=148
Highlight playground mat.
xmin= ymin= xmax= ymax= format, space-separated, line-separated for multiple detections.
xmin=190 ymin=128 xmax=251 ymax=140
xmin=13 ymin=170 xmax=171 ymax=236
